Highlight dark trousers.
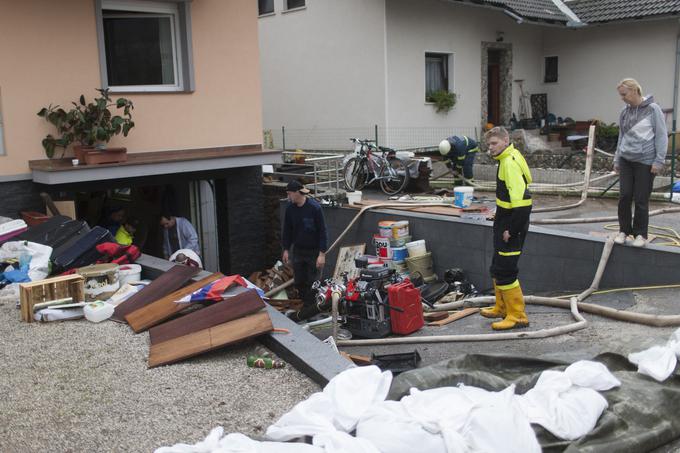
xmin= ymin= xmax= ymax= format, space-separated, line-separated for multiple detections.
xmin=618 ymin=158 xmax=655 ymax=238
xmin=490 ymin=217 xmax=529 ymax=287
xmin=292 ymin=247 xmax=320 ymax=307
xmin=452 ymin=153 xmax=476 ymax=180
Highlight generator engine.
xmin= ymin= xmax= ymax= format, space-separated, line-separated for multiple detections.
xmin=343 ymin=266 xmax=399 ymax=338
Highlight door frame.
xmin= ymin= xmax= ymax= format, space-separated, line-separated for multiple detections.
xmin=481 ymin=42 xmax=513 ymax=128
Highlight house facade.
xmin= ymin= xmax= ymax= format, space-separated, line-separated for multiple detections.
xmin=259 ymin=0 xmax=680 ymax=149
xmin=0 ymin=0 xmax=280 ymax=274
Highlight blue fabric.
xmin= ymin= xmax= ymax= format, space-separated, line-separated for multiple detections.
xmin=673 ymin=181 xmax=680 ymax=193
xmin=2 ymin=264 xmax=31 ymax=283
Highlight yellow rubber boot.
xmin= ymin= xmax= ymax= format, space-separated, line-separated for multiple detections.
xmin=480 ymin=280 xmax=506 ymax=319
xmin=492 ymin=285 xmax=529 ymax=330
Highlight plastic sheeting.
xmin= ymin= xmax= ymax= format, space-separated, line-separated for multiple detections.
xmin=0 ymin=240 xmax=51 ymax=282
xmin=388 ymin=353 xmax=680 ymax=452
xmin=628 ymin=327 xmax=680 ymax=382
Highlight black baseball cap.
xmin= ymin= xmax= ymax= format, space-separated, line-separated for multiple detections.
xmin=286 ymin=180 xmax=310 ymax=194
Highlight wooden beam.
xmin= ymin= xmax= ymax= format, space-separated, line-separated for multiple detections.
xmin=125 ymin=272 xmax=224 ymax=333
xmin=148 ymin=288 xmax=265 ymax=344
xmin=112 ymin=265 xmax=199 ymax=322
xmin=148 ymin=310 xmax=273 ymax=368
xmin=427 ymin=308 xmax=480 ymax=326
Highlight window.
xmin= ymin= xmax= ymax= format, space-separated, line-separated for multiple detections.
xmin=0 ymin=88 xmax=5 ymax=156
xmin=286 ymin=0 xmax=305 ymax=10
xmin=97 ymin=0 xmax=195 ymax=92
xmin=544 ymin=56 xmax=558 ymax=83
xmin=259 ymin=0 xmax=274 ymax=15
xmin=425 ymin=53 xmax=450 ymax=100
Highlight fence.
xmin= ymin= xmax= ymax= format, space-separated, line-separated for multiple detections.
xmin=268 ymin=125 xmax=479 ymax=152
xmin=273 ymin=151 xmax=345 ymax=198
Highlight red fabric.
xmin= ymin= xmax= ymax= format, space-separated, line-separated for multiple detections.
xmin=96 ymin=242 xmax=140 ymax=265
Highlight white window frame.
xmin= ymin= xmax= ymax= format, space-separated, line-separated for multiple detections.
xmin=258 ymin=0 xmax=275 ymax=16
xmin=96 ymin=0 xmax=195 ymax=93
xmin=424 ymin=51 xmax=454 ymax=103
xmin=284 ymin=0 xmax=306 ymax=12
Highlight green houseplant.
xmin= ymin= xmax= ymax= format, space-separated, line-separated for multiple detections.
xmin=37 ymin=88 xmax=134 ymax=159
xmin=427 ymin=90 xmax=457 ymax=114
xmin=594 ymin=121 xmax=619 ymax=152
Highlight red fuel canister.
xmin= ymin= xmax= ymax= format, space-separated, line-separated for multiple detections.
xmin=388 ymin=281 xmax=424 ymax=335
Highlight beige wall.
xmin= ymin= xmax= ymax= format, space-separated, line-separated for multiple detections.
xmin=0 ymin=0 xmax=263 ymax=177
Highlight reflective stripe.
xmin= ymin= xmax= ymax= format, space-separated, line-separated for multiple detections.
xmin=469 ymin=147 xmax=479 ymax=153
xmin=457 ymin=156 xmax=466 ymax=160
xmin=498 ymin=250 xmax=521 ymax=256
xmin=497 ymin=279 xmax=520 ymax=290
xmin=496 ymin=198 xmax=532 ymax=209
xmin=464 ymin=136 xmax=469 ymax=147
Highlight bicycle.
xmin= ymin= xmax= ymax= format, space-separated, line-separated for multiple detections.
xmin=343 ymin=138 xmax=410 ymax=195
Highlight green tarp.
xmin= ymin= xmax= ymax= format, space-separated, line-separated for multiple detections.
xmin=387 ymin=353 xmax=680 ymax=452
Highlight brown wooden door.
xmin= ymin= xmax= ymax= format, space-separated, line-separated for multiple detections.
xmin=488 ymin=63 xmax=500 ymax=125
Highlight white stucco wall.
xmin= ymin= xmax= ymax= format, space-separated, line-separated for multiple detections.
xmin=541 ymin=19 xmax=680 ymax=124
xmin=258 ymin=0 xmax=386 ymax=136
xmin=385 ymin=0 xmax=544 ymax=132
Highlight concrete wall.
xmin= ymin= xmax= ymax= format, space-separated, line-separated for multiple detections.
xmin=541 ymin=19 xmax=680 ymax=123
xmin=258 ymin=0 xmax=387 ymax=130
xmin=321 ymin=206 xmax=680 ymax=293
xmin=385 ymin=0 xmax=544 ymax=131
xmin=0 ymin=0 xmax=263 ymax=177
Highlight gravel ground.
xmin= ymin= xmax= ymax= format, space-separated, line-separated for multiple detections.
xmin=0 ymin=301 xmax=319 ymax=452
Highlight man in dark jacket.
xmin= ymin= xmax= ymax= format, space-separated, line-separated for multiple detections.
xmin=282 ymin=180 xmax=328 ymax=321
xmin=479 ymin=127 xmax=532 ymax=330
xmin=438 ymin=135 xmax=480 ymax=184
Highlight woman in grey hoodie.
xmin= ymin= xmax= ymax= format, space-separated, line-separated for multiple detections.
xmin=613 ymin=78 xmax=668 ymax=247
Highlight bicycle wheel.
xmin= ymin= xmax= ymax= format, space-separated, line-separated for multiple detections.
xmin=379 ymin=156 xmax=410 ymax=195
xmin=343 ymin=157 xmax=369 ymax=191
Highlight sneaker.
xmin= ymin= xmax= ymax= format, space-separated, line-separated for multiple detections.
xmin=632 ymin=235 xmax=647 ymax=247
xmin=613 ymin=232 xmax=627 ymax=245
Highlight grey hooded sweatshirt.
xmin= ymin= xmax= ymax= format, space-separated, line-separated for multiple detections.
xmin=615 ymin=95 xmax=668 ymax=168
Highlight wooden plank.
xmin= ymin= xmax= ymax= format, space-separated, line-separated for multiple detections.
xmin=19 ymin=275 xmax=84 ymax=323
xmin=339 ymin=351 xmax=373 ymax=366
xmin=148 ymin=310 xmax=273 ymax=368
xmin=427 ymin=307 xmax=480 ymax=326
xmin=423 ymin=311 xmax=449 ymax=322
xmin=112 ymin=265 xmax=199 ymax=322
xmin=148 ymin=288 xmax=265 ymax=344
xmin=125 ymin=272 xmax=224 ymax=333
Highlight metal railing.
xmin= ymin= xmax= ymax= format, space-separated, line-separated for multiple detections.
xmin=273 ymin=151 xmax=346 ymax=198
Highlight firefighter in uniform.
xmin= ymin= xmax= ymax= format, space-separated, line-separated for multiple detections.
xmin=480 ymin=127 xmax=532 ymax=330
xmin=438 ymin=135 xmax=480 ymax=184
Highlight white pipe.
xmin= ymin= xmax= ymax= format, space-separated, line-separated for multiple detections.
xmin=301 ymin=316 xmax=332 ymax=330
xmin=532 ymin=206 xmax=680 ymax=224
xmin=331 ymin=290 xmax=342 ymax=341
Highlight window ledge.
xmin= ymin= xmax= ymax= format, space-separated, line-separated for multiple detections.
xmin=258 ymin=12 xmax=275 ymax=18
xmin=107 ymin=86 xmax=194 ymax=94
xmin=282 ymin=6 xmax=306 ymax=14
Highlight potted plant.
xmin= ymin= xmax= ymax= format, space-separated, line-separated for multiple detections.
xmin=594 ymin=121 xmax=619 ymax=152
xmin=38 ymin=88 xmax=134 ymax=162
xmin=426 ymin=90 xmax=457 ymax=114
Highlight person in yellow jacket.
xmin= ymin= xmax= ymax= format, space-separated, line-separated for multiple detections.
xmin=480 ymin=127 xmax=533 ymax=330
xmin=114 ymin=217 xmax=139 ymax=246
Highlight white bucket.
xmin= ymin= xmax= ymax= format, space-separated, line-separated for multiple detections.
xmin=119 ymin=264 xmax=142 ymax=285
xmin=346 ymin=191 xmax=362 ymax=205
xmin=405 ymin=239 xmax=427 ymax=257
xmin=453 ymin=186 xmax=474 ymax=208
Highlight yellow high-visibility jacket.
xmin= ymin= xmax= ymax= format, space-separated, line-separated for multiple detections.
xmin=494 ymin=144 xmax=532 ymax=235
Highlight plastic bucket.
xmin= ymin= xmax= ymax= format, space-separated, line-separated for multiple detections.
xmin=391 ymin=220 xmax=410 ymax=239
xmin=405 ymin=239 xmax=427 ymax=257
xmin=454 ymin=186 xmax=474 ymax=208
xmin=405 ymin=252 xmax=434 ymax=279
xmin=374 ymin=235 xmax=391 ymax=257
xmin=346 ymin=191 xmax=362 ymax=205
xmin=390 ymin=235 xmax=411 ymax=248
xmin=119 ymin=264 xmax=142 ymax=285
xmin=392 ymin=246 xmax=408 ymax=262
xmin=78 ymin=263 xmax=120 ymax=301
xmin=378 ymin=221 xmax=395 ymax=238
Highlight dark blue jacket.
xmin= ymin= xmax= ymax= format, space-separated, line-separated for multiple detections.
xmin=444 ymin=135 xmax=479 ymax=163
xmin=282 ymin=198 xmax=328 ymax=252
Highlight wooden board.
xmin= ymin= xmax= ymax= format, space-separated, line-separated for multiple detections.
xmin=125 ymin=272 xmax=224 ymax=333
xmin=148 ymin=288 xmax=265 ymax=344
xmin=19 ymin=275 xmax=85 ymax=323
xmin=112 ymin=265 xmax=199 ymax=322
xmin=148 ymin=310 xmax=273 ymax=368
xmin=332 ymin=243 xmax=366 ymax=280
xmin=352 ymin=199 xmax=489 ymax=218
xmin=427 ymin=307 xmax=480 ymax=326
xmin=423 ymin=311 xmax=449 ymax=322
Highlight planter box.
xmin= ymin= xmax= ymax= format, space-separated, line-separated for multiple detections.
xmin=73 ymin=145 xmax=96 ymax=162
xmin=83 ymin=147 xmax=128 ymax=165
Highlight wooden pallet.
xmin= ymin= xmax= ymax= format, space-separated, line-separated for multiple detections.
xmin=112 ymin=265 xmax=199 ymax=322
xmin=19 ymin=275 xmax=85 ymax=322
xmin=148 ymin=310 xmax=273 ymax=368
xmin=125 ymin=272 xmax=224 ymax=333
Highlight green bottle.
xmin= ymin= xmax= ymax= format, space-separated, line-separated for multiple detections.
xmin=247 ymin=355 xmax=285 ymax=369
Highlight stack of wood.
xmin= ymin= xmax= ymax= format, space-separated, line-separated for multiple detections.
xmin=110 ymin=265 xmax=273 ymax=368
xmin=249 ymin=263 xmax=303 ymax=313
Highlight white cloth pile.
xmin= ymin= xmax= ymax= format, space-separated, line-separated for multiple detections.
xmin=156 ymin=360 xmax=620 ymax=453
xmin=628 ymin=327 xmax=680 ymax=381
